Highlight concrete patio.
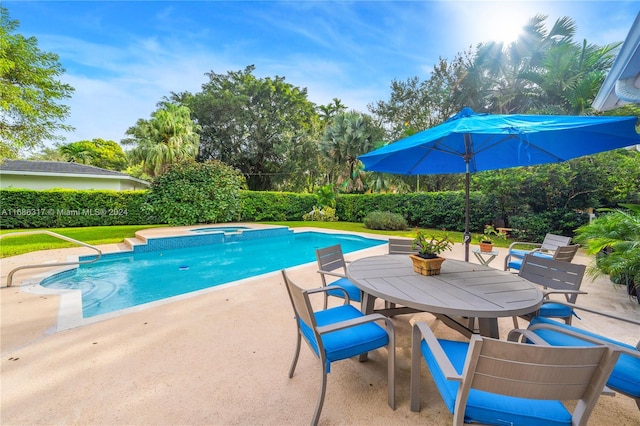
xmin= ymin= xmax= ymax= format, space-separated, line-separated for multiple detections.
xmin=2 ymin=227 xmax=639 ymax=425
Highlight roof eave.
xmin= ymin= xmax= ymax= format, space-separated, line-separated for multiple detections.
xmin=593 ymin=13 xmax=640 ymax=111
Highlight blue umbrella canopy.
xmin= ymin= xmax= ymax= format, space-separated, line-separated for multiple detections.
xmin=359 ymin=107 xmax=640 ymax=260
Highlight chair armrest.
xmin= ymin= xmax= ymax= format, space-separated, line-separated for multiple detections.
xmin=542 ymin=290 xmax=588 ymax=297
xmin=508 ymin=241 xmax=542 ymax=251
xmin=412 ymin=322 xmax=461 ymax=381
xmin=538 ymin=301 xmax=640 ymax=326
xmin=507 ymin=328 xmax=551 ymax=345
xmin=306 ymin=286 xmax=350 ymax=303
xmin=527 ymin=322 xmax=640 ymax=359
xmin=316 ymin=269 xmax=347 ymax=279
xmin=317 ymin=312 xmax=392 ymax=333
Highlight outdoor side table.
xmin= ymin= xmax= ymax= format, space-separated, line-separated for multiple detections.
xmin=472 ymin=247 xmax=499 ymax=266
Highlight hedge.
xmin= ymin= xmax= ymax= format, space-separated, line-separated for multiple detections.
xmin=238 ymin=191 xmax=317 ymax=221
xmin=0 ymin=188 xmax=150 ymax=228
xmin=0 ymin=188 xmax=586 ymax=239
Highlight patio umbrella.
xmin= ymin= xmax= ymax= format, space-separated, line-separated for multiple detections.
xmin=358 ymin=107 xmax=640 ymax=261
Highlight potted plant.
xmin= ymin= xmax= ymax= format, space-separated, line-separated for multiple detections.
xmin=410 ymin=230 xmax=454 ymax=275
xmin=475 ymin=225 xmax=506 ymax=253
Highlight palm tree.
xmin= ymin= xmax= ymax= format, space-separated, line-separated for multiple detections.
xmin=317 ymin=98 xmax=347 ymax=124
xmin=574 ymin=205 xmax=640 ymax=302
xmin=123 ymin=104 xmax=200 ymax=176
xmin=320 ymin=112 xmax=376 ymax=192
xmin=530 ymin=39 xmax=619 ymax=114
xmin=59 ymin=143 xmax=93 ymax=164
xmin=455 ymin=14 xmax=613 ymax=115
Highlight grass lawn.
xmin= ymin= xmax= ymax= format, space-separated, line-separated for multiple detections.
xmin=0 ymin=225 xmax=166 ymax=258
xmin=0 ymin=222 xmax=510 ymax=258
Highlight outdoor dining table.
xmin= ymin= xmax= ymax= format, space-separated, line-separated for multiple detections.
xmin=346 ymin=254 xmax=544 ymax=339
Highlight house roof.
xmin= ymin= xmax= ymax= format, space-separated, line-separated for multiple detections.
xmin=0 ymin=160 xmax=149 ymax=185
xmin=592 ymin=12 xmax=640 ymax=111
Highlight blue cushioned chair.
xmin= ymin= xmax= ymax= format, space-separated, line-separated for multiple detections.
xmin=504 ymin=233 xmax=572 ymax=271
xmin=281 ymin=270 xmax=395 ymax=426
xmin=410 ymin=321 xmax=620 ymax=425
xmin=517 ymin=306 xmax=640 ymax=411
xmin=514 ymin=254 xmax=587 ymax=326
xmin=316 ymin=244 xmax=362 ymax=307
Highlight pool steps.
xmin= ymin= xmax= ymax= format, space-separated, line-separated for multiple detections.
xmin=117 ymin=226 xmax=293 ymax=255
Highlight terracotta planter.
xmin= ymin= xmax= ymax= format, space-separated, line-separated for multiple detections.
xmin=479 ymin=242 xmax=494 ymax=253
xmin=410 ymin=254 xmax=445 ymax=276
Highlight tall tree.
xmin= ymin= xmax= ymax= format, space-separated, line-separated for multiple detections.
xmin=456 ymin=15 xmax=618 ymax=115
xmin=58 ymin=138 xmax=128 ymax=170
xmin=186 ymin=65 xmax=319 ymax=191
xmin=317 ymin=98 xmax=347 ymax=123
xmin=122 ymin=103 xmax=200 ymax=177
xmin=320 ymin=111 xmax=384 ymax=192
xmin=0 ymin=7 xmax=74 ymax=157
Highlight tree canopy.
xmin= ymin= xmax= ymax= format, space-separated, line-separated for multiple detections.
xmin=0 ymin=7 xmax=74 ymax=157
xmin=58 ymin=138 xmax=128 ymax=170
xmin=180 ymin=65 xmax=320 ymax=191
xmin=122 ymin=103 xmax=200 ymax=177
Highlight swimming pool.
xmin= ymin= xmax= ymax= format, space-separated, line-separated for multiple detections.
xmin=40 ymin=230 xmax=385 ymax=318
xmin=190 ymin=226 xmax=250 ymax=233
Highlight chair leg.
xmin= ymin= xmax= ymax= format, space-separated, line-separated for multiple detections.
xmin=410 ymin=325 xmax=422 ymax=412
xmin=288 ymin=331 xmax=302 ymax=378
xmin=311 ymin=362 xmax=328 ymax=426
xmin=387 ymin=326 xmax=396 ymax=410
xmin=512 ymin=315 xmax=519 ymax=329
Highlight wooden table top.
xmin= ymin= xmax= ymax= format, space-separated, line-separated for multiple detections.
xmin=347 ymin=255 xmax=543 ymax=319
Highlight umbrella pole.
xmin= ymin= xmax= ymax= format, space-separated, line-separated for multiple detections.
xmin=464 ymin=164 xmax=471 ymax=262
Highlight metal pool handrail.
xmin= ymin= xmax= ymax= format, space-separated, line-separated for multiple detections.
xmin=1 ymin=230 xmax=102 ymax=287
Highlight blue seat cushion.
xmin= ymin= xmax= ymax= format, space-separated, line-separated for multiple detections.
xmin=507 ymin=259 xmax=523 ymax=270
xmin=509 ymin=249 xmax=531 ymax=259
xmin=509 ymin=252 xmax=553 ymax=270
xmin=538 ymin=302 xmax=573 ymax=319
xmin=529 ymin=316 xmax=640 ymax=398
xmin=299 ymin=304 xmax=388 ymax=372
xmin=326 ymin=277 xmax=362 ymax=302
xmin=421 ymin=339 xmax=572 ymax=426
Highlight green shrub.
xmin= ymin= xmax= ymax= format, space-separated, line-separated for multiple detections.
xmin=144 ymin=160 xmax=244 ymax=226
xmin=302 ymin=206 xmax=338 ymax=222
xmin=363 ymin=211 xmax=408 ymax=230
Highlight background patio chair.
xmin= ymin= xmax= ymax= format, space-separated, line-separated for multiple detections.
xmin=315 ymin=244 xmax=361 ymax=307
xmin=388 ymin=237 xmax=419 ymax=255
xmin=410 ymin=321 xmax=620 ymax=425
xmin=385 ymin=238 xmax=419 ymax=310
xmin=505 ymin=243 xmax=579 ymax=272
xmin=513 ymin=254 xmax=587 ymax=326
xmin=504 ymin=233 xmax=572 ymax=271
xmin=515 ymin=304 xmax=640 ymax=411
xmin=281 ymin=270 xmax=396 ymax=426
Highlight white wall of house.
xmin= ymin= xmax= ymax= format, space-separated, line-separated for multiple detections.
xmin=0 ymin=174 xmax=148 ymax=191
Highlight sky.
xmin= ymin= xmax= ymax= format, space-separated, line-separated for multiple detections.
xmin=5 ymin=0 xmax=639 ymax=148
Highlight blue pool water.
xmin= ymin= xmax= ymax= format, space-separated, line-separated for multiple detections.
xmin=41 ymin=231 xmax=384 ymax=318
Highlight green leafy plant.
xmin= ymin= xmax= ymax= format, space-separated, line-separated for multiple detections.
xmin=412 ymin=230 xmax=454 ymax=258
xmin=474 ymin=224 xmax=506 ymax=244
xmin=315 ymin=184 xmax=336 ymax=208
xmin=302 ymin=206 xmax=338 ymax=222
xmin=363 ymin=210 xmax=408 ymax=231
xmin=574 ymin=205 xmax=640 ymax=302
